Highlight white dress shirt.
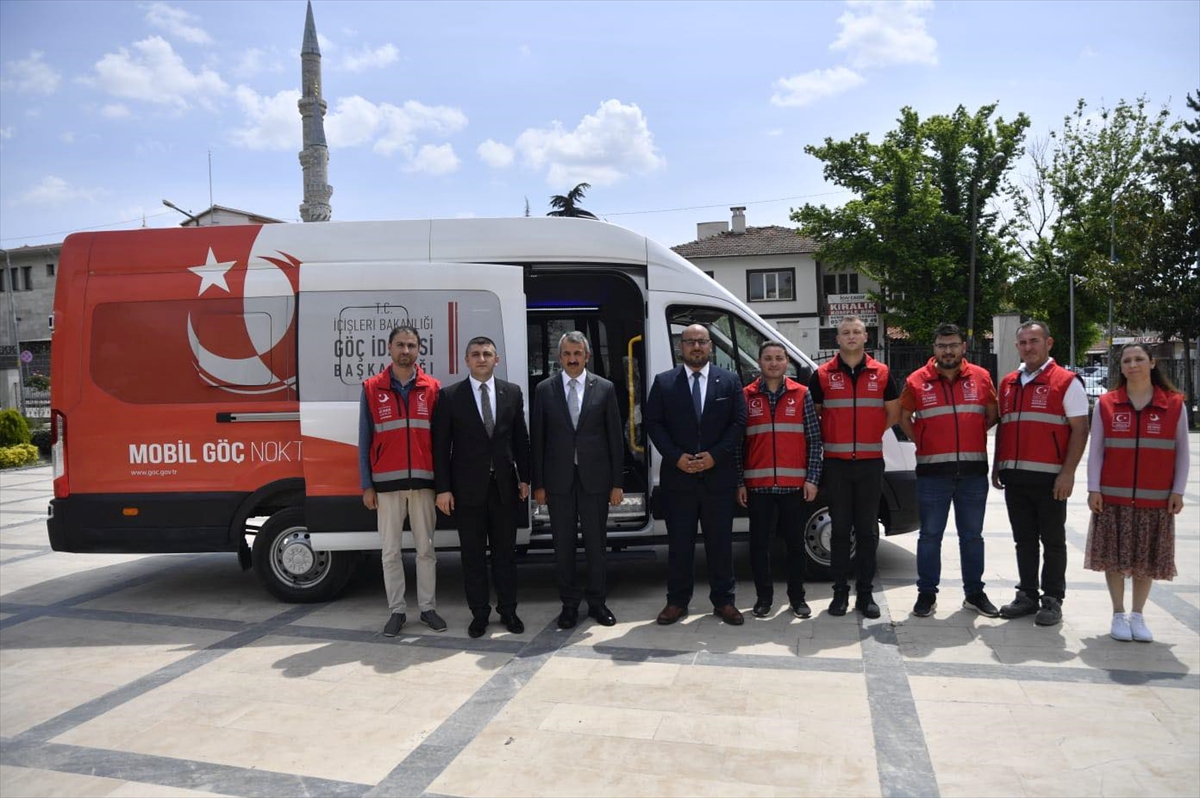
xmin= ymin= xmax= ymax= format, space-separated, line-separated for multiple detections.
xmin=468 ymin=374 xmax=497 ymax=422
xmin=686 ymin=363 xmax=710 ymax=411
xmin=561 ymin=368 xmax=588 ymax=405
xmin=1019 ymin=358 xmax=1088 ymax=417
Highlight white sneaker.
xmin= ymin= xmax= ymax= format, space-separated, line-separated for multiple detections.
xmin=1110 ymin=613 xmax=1133 ymax=642
xmin=1128 ymin=613 xmax=1154 ymax=642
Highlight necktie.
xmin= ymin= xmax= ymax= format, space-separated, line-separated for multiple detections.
xmin=568 ymin=378 xmax=580 ymax=428
xmin=691 ymin=371 xmax=703 ymax=420
xmin=480 ymin=383 xmax=495 ymax=437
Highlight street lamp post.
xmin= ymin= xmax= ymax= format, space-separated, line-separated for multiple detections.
xmin=162 ymin=199 xmax=201 ymax=226
xmin=966 ymin=153 xmax=1005 ymax=348
xmin=1069 ymin=273 xmax=1089 ymax=369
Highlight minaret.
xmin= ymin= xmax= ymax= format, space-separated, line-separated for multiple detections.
xmin=298 ymin=0 xmax=332 ymax=222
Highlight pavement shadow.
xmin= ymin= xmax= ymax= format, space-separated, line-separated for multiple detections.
xmin=1074 ymin=633 xmax=1192 ymax=682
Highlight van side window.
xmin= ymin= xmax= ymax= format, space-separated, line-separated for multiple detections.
xmin=667 ymin=305 xmax=810 ymax=385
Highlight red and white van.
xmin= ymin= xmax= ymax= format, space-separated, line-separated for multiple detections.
xmin=48 ymin=218 xmax=917 ymax=601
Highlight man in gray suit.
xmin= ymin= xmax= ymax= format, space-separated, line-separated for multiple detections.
xmin=531 ymin=331 xmax=625 ymax=629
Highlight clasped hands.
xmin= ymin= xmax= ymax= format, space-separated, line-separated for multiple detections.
xmin=677 ymin=452 xmax=715 ymax=474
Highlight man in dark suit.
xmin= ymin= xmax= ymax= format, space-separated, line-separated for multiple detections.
xmin=644 ymin=323 xmax=748 ymax=625
xmin=531 ymin=331 xmax=625 ymax=630
xmin=433 ymin=336 xmax=531 ymax=639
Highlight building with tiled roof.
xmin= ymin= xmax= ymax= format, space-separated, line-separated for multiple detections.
xmin=672 ymin=207 xmax=882 ymax=357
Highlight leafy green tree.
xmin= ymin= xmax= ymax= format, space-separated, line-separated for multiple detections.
xmin=792 ymin=104 xmax=1028 ymax=343
xmin=1106 ymin=91 xmax=1199 ymax=418
xmin=547 ymin=183 xmax=598 ymax=219
xmin=1006 ymin=97 xmax=1173 ymax=365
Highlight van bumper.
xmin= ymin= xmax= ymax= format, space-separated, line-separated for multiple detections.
xmin=47 ymin=493 xmax=243 ymax=553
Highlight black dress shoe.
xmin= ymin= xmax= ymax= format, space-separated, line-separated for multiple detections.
xmin=587 ymin=604 xmax=617 ymax=626
xmin=829 ymin=588 xmax=850 ymax=617
xmin=467 ymin=617 xmax=488 ymax=638
xmin=499 ymin=613 xmax=525 ymax=634
xmin=557 ymin=606 xmax=579 ymax=629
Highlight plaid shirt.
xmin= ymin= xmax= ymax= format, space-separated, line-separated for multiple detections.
xmin=736 ymin=378 xmax=824 ymax=493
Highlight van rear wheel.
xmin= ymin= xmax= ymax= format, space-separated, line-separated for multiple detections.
xmin=801 ymin=503 xmax=856 ymax=581
xmin=252 ymin=507 xmax=355 ymax=603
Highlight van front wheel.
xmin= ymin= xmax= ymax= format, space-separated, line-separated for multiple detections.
xmin=801 ymin=503 xmax=856 ymax=581
xmin=252 ymin=507 xmax=355 ymax=603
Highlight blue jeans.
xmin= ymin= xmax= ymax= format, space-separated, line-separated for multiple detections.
xmin=916 ymin=474 xmax=988 ymax=596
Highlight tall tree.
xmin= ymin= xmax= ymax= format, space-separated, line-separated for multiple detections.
xmin=792 ymin=104 xmax=1028 ymax=343
xmin=547 ymin=182 xmax=598 ymax=219
xmin=1006 ymin=97 xmax=1173 ymax=365
xmin=1106 ymin=91 xmax=1198 ymax=420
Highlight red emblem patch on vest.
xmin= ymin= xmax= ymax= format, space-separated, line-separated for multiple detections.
xmin=1112 ymin=412 xmax=1132 ymax=432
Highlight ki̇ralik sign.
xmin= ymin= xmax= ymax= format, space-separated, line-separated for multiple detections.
xmin=826 ymin=294 xmax=880 ymax=327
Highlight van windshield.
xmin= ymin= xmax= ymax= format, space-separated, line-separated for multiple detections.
xmin=667 ymin=305 xmax=812 ymax=386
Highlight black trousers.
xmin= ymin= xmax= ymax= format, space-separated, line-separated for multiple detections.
xmin=747 ymin=490 xmax=807 ymax=606
xmin=1003 ymin=480 xmax=1067 ymax=601
xmin=549 ymin=469 xmax=610 ymax=608
xmin=455 ymin=477 xmax=518 ymax=618
xmin=825 ymin=458 xmax=885 ymax=593
xmin=663 ymin=487 xmax=736 ymax=609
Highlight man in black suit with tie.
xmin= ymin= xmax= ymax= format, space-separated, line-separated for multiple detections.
xmin=531 ymin=331 xmax=625 ymax=630
xmin=433 ymin=336 xmax=531 ymax=638
xmin=644 ymin=323 xmax=748 ymax=626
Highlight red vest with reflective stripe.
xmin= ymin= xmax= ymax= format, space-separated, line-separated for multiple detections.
xmin=816 ymin=354 xmax=890 ymax=460
xmin=742 ymin=378 xmax=809 ymax=488
xmin=1098 ymin=387 xmax=1182 ymax=508
xmin=906 ymin=358 xmax=993 ymax=475
xmin=364 ymin=366 xmax=440 ymax=490
xmin=996 ymin=361 xmax=1076 ymax=475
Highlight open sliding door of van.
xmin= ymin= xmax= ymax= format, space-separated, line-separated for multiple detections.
xmin=297 ymin=260 xmax=529 ymax=551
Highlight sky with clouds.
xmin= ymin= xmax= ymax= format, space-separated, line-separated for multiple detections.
xmin=0 ymin=0 xmax=1196 ymax=249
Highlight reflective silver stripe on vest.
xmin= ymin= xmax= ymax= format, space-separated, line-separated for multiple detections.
xmin=914 ymin=404 xmax=986 ymax=419
xmin=746 ymin=423 xmax=806 ymax=436
xmin=743 ymin=468 xmax=807 ymax=479
xmin=916 ymin=452 xmax=988 ymax=464
xmin=821 ymin=398 xmax=886 ymax=409
xmin=1099 ymin=485 xmax=1171 ymax=500
xmin=995 ymin=459 xmax=1062 ymax=474
xmin=1104 ymin=438 xmax=1176 ymax=450
xmin=824 ymin=442 xmax=883 ymax=453
xmin=1000 ymin=411 xmax=1066 ymax=426
xmin=372 ymin=468 xmax=436 ymax=482
xmin=373 ymin=418 xmax=431 ymax=433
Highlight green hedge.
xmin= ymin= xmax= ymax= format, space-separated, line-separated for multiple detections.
xmin=0 ymin=444 xmax=40 ymax=468
xmin=30 ymin=428 xmax=52 ymax=457
xmin=0 ymin=409 xmax=31 ymax=447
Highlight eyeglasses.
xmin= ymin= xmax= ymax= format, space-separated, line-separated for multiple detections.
xmin=934 ymin=343 xmax=963 ymax=351
xmin=680 ymin=339 xmax=710 ymax=346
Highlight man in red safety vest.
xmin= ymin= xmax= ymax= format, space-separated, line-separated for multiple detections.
xmin=809 ymin=315 xmax=899 ymax=619
xmin=992 ymin=320 xmax=1089 ymax=627
xmin=899 ymin=323 xmax=999 ymax=619
xmin=360 ymin=325 xmax=445 ymax=637
xmin=737 ymin=340 xmax=823 ymax=620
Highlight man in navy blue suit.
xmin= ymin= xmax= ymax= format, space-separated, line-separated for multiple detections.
xmin=645 ymin=323 xmax=748 ymax=625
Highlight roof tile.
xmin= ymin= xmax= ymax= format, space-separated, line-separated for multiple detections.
xmin=672 ymin=225 xmax=818 ymax=258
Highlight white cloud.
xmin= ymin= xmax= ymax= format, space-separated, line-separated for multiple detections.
xmin=230 ymin=86 xmax=302 ymax=150
xmin=101 ymin=103 xmax=131 ymax=118
xmin=830 ymin=0 xmax=937 ymax=69
xmin=477 ymin=139 xmax=514 ymax=168
xmin=514 ymin=99 xmax=664 ymax=187
xmin=766 ymin=128 xmax=784 ymax=137
xmin=231 ymin=89 xmax=467 ymax=155
xmin=144 ymin=2 xmax=212 ymax=44
xmin=233 ymin=47 xmax=284 ymax=79
xmin=1079 ymin=45 xmax=1099 ymax=61
xmin=339 ymin=43 xmax=399 ymax=72
xmin=20 ymin=175 xmax=101 ymax=205
xmin=519 ymin=44 xmax=532 ymax=57
xmin=60 ymin=131 xmax=75 ymax=144
xmin=405 ymin=143 xmax=461 ymax=175
xmin=0 ymin=51 xmax=62 ymax=95
xmin=0 ymin=126 xmax=14 ymax=139
xmin=373 ymin=101 xmax=467 ymax=156
xmin=771 ymin=66 xmax=864 ymax=107
xmin=85 ymin=36 xmax=228 ymax=111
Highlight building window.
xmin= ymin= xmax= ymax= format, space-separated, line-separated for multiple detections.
xmin=0 ymin=268 xmax=6 ymax=292
xmin=46 ymin=263 xmax=56 ymax=277
xmin=22 ymin=266 xmax=33 ymax=291
xmin=747 ymin=269 xmax=795 ymax=302
xmin=823 ymin=272 xmax=859 ymax=296
xmin=703 ymin=270 xmax=715 ymax=279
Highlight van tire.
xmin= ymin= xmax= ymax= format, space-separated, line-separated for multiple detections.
xmin=252 ymin=507 xmax=355 ymax=603
xmin=801 ymin=502 xmax=857 ymax=581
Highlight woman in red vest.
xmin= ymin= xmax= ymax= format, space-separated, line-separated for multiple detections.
xmin=1085 ymin=343 xmax=1190 ymax=643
